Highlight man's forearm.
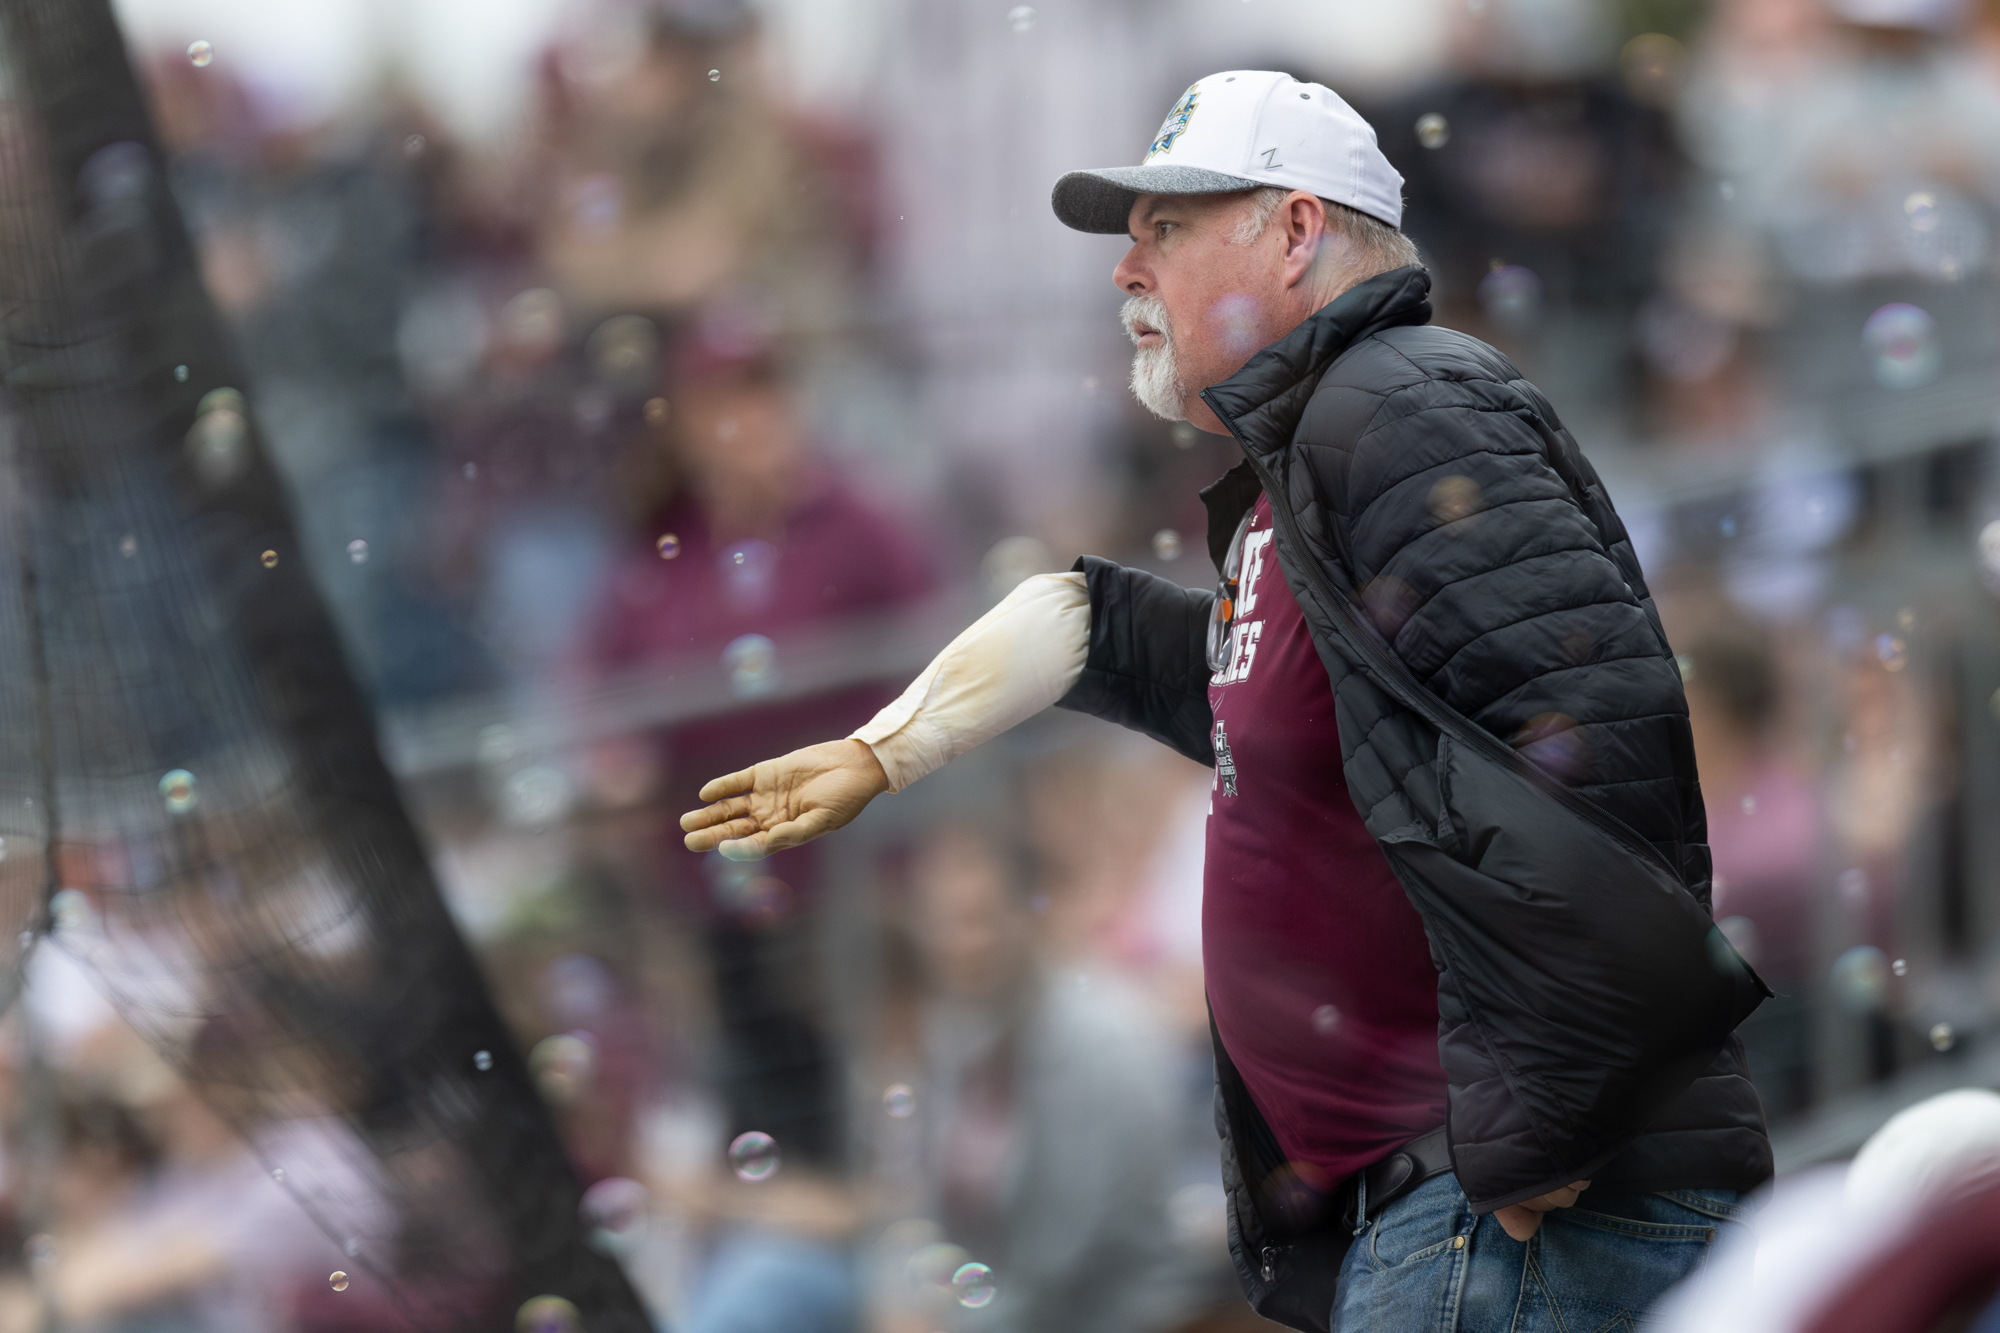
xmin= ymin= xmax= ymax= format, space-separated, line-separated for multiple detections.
xmin=851 ymin=572 xmax=1090 ymax=791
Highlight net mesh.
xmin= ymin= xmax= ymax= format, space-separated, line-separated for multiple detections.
xmin=0 ymin=0 xmax=649 ymax=1326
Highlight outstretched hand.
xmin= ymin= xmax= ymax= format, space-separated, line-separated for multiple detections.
xmin=680 ymin=739 xmax=891 ymax=861
xmin=1494 ymin=1181 xmax=1591 ymax=1242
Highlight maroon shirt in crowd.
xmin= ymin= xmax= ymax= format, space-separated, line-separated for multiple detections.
xmin=1204 ymin=495 xmax=1448 ymax=1184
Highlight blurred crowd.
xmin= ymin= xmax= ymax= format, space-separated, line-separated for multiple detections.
xmin=6 ymin=0 xmax=2000 ymax=1328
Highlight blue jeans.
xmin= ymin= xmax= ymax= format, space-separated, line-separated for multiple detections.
xmin=1332 ymin=1174 xmax=1743 ymax=1332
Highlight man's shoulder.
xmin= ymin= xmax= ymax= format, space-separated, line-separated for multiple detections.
xmin=1297 ymin=323 xmax=1529 ymax=455
xmin=1320 ymin=322 xmax=1524 ymax=397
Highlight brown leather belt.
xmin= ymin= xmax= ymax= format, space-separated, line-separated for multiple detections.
xmin=1345 ymin=1125 xmax=1454 ymax=1229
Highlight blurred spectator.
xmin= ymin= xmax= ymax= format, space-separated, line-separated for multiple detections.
xmin=39 ymin=1031 xmax=379 ymax=1333
xmin=149 ymin=55 xmax=490 ymax=706
xmin=1685 ymin=0 xmax=2000 ymax=435
xmin=1686 ymin=625 xmax=1821 ymax=1114
xmin=1376 ymin=0 xmax=1682 ymax=427
xmin=867 ymin=822 xmax=1186 ymax=1333
xmin=530 ymin=5 xmax=858 ymax=325
xmin=577 ymin=316 xmax=931 ymax=1182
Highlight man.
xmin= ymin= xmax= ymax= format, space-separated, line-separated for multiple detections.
xmin=681 ymin=71 xmax=1770 ymax=1333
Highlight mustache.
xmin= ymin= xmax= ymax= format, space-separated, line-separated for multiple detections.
xmin=1121 ymin=294 xmax=1172 ymax=346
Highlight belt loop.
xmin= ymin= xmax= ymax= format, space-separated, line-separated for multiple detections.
xmin=1353 ymin=1169 xmax=1369 ymax=1236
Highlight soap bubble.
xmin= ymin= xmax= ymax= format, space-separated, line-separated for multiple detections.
xmin=329 ymin=1271 xmax=349 ymax=1292
xmin=1152 ymin=529 xmax=1182 ymax=561
xmin=1839 ymin=867 xmax=1871 ymax=902
xmin=1905 ymin=191 xmax=1939 ymax=233
xmin=1171 ymin=422 xmax=1197 ymax=449
xmin=1740 ymin=794 xmax=1757 ymax=815
xmin=883 ymin=1083 xmax=915 ymax=1118
xmin=500 ymin=765 xmax=573 ymax=829
xmin=499 ymin=287 xmax=565 ymax=354
xmin=119 ymin=534 xmax=136 ymax=558
xmin=909 ymin=1241 xmax=970 ymax=1290
xmin=1892 ymin=958 xmax=1908 ymax=977
xmin=344 ymin=1238 xmax=360 ymax=1256
xmin=587 ymin=314 xmax=659 ymax=386
xmin=952 ymin=1261 xmax=997 ymax=1308
xmin=1416 ymin=113 xmax=1449 ymax=149
xmin=1831 ymin=945 xmax=1889 ymax=1013
xmin=1876 ymin=633 xmax=1908 ymax=672
xmin=1478 ymin=265 xmax=1541 ymax=333
xmin=347 ymin=539 xmax=369 ymax=565
xmin=261 ymin=550 xmax=278 ymax=568
xmin=982 ymin=534 xmax=1052 ymax=597
xmin=473 ymin=1049 xmax=493 ymax=1071
xmin=1716 ymin=916 xmax=1761 ymax=968
xmin=656 ymin=533 xmax=681 ymax=559
xmin=24 ymin=1235 xmax=54 ymax=1270
xmin=1930 ymin=1022 xmax=1956 ymax=1051
xmin=581 ymin=1176 xmax=650 ymax=1254
xmin=159 ymin=769 xmax=198 ymax=814
xmin=174 ymin=364 xmax=189 ymax=382
xmin=1428 ymin=474 xmax=1481 ymax=524
xmin=1008 ymin=5 xmax=1036 ymax=31
xmin=1311 ymin=1004 xmax=1341 ymax=1035
xmin=724 ymin=634 xmax=779 ymax=698
xmin=644 ymin=397 xmax=670 ymax=426
xmin=187 ymin=398 xmax=249 ymax=488
xmin=271 ymin=1167 xmax=285 ymax=1181
xmin=529 ymin=1033 xmax=596 ymax=1104
xmin=404 ymin=134 xmax=426 ymax=157
xmin=50 ymin=889 xmax=92 ymax=934
xmin=707 ymin=68 xmax=721 ymax=81
xmin=728 ymin=1130 xmax=780 ymax=1182
xmin=1862 ymin=303 xmax=1940 ymax=391
xmin=187 ymin=40 xmax=213 ymax=67
xmin=516 ymin=1295 xmax=583 ymax=1333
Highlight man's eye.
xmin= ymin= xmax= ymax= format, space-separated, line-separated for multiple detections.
xmin=1156 ymin=221 xmax=1176 ymax=239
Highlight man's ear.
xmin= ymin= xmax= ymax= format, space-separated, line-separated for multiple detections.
xmin=1281 ymin=191 xmax=1328 ymax=289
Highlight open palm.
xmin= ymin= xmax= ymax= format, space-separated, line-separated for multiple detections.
xmin=680 ymin=738 xmax=890 ymax=860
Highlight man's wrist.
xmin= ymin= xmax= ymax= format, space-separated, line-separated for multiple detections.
xmin=846 ymin=737 xmax=893 ymax=795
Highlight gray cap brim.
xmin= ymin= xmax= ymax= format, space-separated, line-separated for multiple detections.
xmin=1052 ymin=164 xmax=1261 ymax=234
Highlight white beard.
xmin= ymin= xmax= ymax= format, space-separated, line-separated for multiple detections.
xmin=1122 ymin=294 xmax=1186 ymax=422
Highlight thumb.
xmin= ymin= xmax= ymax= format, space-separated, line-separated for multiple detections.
xmin=1495 ymin=1204 xmax=1543 ymax=1243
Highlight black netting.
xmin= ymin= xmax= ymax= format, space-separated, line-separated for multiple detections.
xmin=0 ymin=1 xmax=648 ymax=1326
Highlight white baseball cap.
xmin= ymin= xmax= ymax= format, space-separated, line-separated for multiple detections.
xmin=1052 ymin=70 xmax=1405 ymax=235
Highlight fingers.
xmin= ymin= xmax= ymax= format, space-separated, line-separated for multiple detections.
xmin=1494 ymin=1179 xmax=1594 ymax=1243
xmin=680 ymin=794 xmax=752 ymax=834
xmin=1495 ymin=1204 xmax=1542 ymax=1242
xmin=697 ymin=767 xmax=757 ymax=803
xmin=684 ymin=816 xmax=763 ymax=853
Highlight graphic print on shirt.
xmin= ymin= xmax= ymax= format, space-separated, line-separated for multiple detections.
xmin=1210 ymin=528 xmax=1274 ymax=687
xmin=1214 ymin=721 xmax=1238 ymax=797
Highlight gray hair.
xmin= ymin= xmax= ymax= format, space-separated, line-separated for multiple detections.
xmin=1229 ymin=186 xmax=1421 ymax=279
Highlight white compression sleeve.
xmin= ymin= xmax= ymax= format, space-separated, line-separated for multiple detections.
xmin=851 ymin=571 xmax=1090 ymax=792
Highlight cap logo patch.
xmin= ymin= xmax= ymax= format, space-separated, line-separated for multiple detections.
xmin=1146 ymin=85 xmax=1200 ymax=160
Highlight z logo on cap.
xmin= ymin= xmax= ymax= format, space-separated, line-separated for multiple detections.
xmin=1147 ymin=84 xmax=1199 ymax=159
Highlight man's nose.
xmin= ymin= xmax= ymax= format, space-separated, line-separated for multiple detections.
xmin=1112 ymin=245 xmax=1149 ymax=295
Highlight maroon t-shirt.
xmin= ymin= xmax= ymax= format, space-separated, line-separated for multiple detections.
xmin=1204 ymin=495 xmax=1448 ymax=1185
